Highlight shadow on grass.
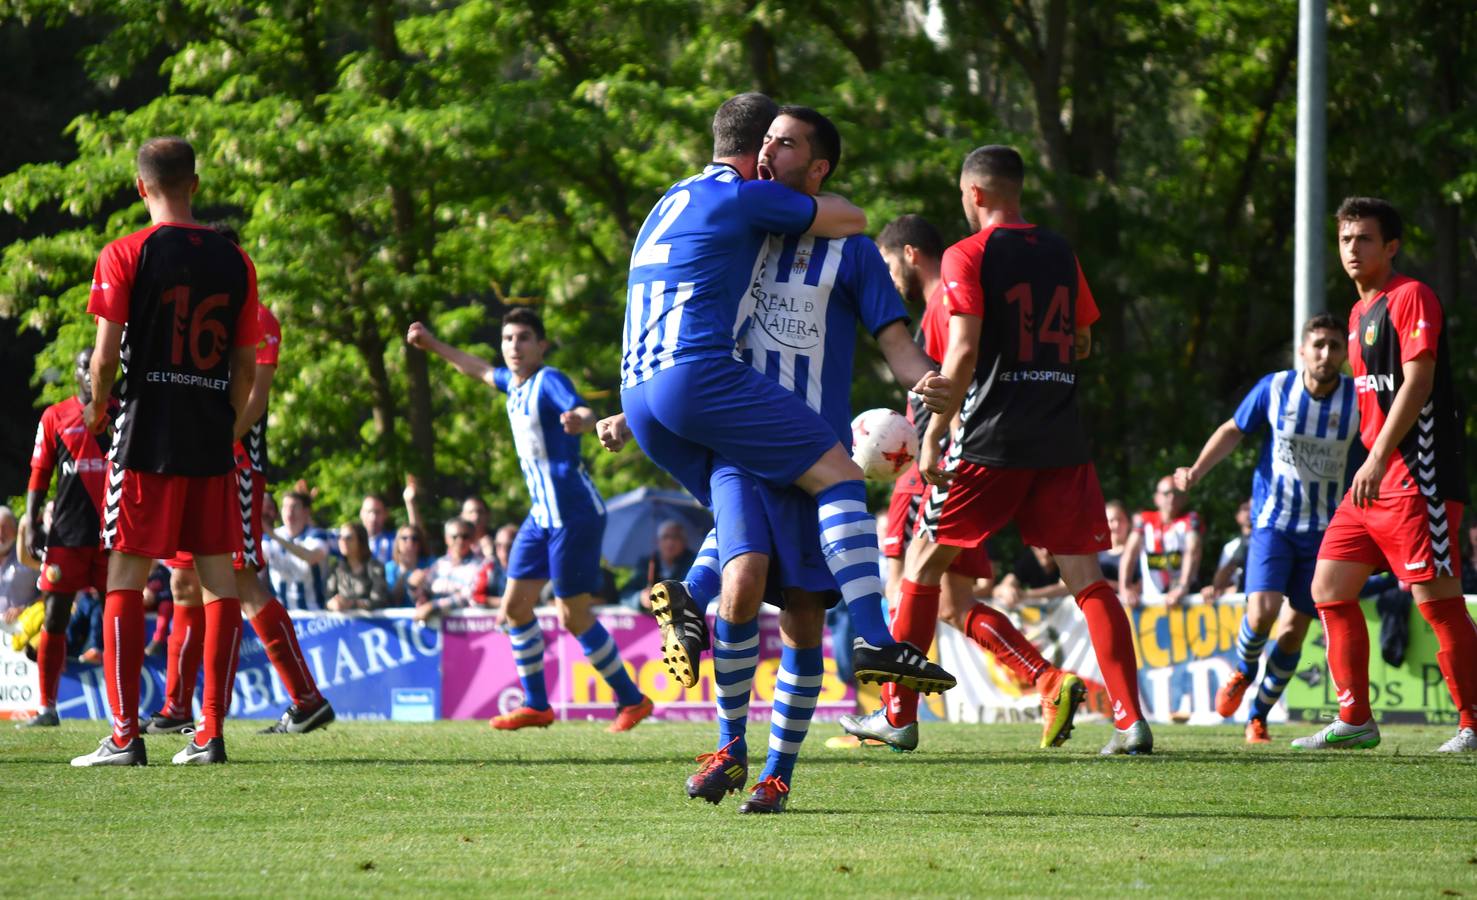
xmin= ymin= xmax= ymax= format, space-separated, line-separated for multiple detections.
xmin=780 ymin=807 xmax=1477 ymax=823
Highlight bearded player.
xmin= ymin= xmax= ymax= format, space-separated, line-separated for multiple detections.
xmin=15 ymin=349 xmax=112 ymax=728
xmin=71 ymin=137 xmax=259 ymax=766
xmin=1293 ymin=197 xmax=1475 ymax=753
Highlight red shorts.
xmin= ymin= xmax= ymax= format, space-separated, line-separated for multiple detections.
xmin=920 ymin=460 xmax=1110 ymax=556
xmin=885 ymin=482 xmax=993 ymax=578
xmin=1318 ymin=494 xmax=1465 ymax=583
xmin=103 ymin=467 xmax=242 ymax=561
xmin=39 ymin=544 xmax=109 ymax=593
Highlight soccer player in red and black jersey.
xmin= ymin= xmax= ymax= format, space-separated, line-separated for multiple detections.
xmin=15 ymin=349 xmax=112 ymax=728
xmin=70 ymin=137 xmax=261 ymax=767
xmin=901 ymin=145 xmax=1150 ymax=755
xmin=145 ymin=223 xmax=334 ymax=739
xmin=839 ymin=213 xmax=1086 ymax=752
xmin=1293 ymin=197 xmax=1475 ymax=753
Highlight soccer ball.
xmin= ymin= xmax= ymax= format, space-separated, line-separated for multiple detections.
xmin=850 ymin=408 xmax=918 ymax=482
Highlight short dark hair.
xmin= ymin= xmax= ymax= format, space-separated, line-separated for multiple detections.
xmin=1336 ymin=196 xmax=1403 ymax=244
xmin=961 ymin=144 xmax=1025 ymax=187
xmin=208 ymin=221 xmax=240 ymax=245
xmin=713 ymin=93 xmax=779 ymax=159
xmin=877 ymin=214 xmax=945 ymax=261
xmin=502 ymin=306 xmax=546 ymax=341
xmin=136 ymin=137 xmax=196 ymax=193
xmin=775 ymin=105 xmax=841 ymax=184
xmin=283 ymin=490 xmax=312 ymax=509
xmin=1302 ymin=312 xmax=1344 ymax=342
xmin=462 ymin=494 xmax=488 ymax=511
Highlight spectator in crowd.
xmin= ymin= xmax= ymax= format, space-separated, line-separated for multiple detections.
xmin=325 ymin=522 xmax=391 ymax=611
xmin=461 ymin=495 xmax=491 ymax=543
xmin=385 ymin=524 xmax=432 ymax=607
xmin=1202 ymin=499 xmax=1253 ymax=601
xmin=0 ymin=506 xmax=39 ymax=623
xmin=264 ymin=490 xmax=333 ymax=611
xmin=620 ymin=520 xmax=696 ymax=614
xmin=360 ymin=494 xmax=395 ymax=564
xmin=473 ymin=523 xmax=518 ymax=606
xmin=414 ymin=518 xmax=484 ymax=620
xmin=1120 ymin=476 xmax=1203 ymax=608
xmin=66 ymin=589 xmax=104 ymax=664
xmin=1097 ymin=500 xmax=1132 ymax=584
xmin=998 ymin=545 xmax=1072 ymax=605
xmin=143 ymin=562 xmax=173 ymax=656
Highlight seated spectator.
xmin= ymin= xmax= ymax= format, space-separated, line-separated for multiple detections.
xmin=620 ymin=520 xmax=697 ymax=614
xmin=361 ymin=494 xmax=395 ymax=564
xmin=473 ymin=523 xmax=517 ymax=606
xmin=1120 ymin=476 xmax=1202 ymax=608
xmin=1203 ymin=498 xmax=1253 ymax=601
xmin=1003 ymin=545 xmax=1071 ymax=605
xmin=1 ymin=506 xmax=39 ymax=624
xmin=66 ymin=590 xmax=104 ymax=664
xmin=414 ymin=518 xmax=484 ymax=620
xmin=385 ymin=525 xmax=432 ymax=607
xmin=264 ymin=490 xmax=333 ymax=611
xmin=1096 ymin=500 xmax=1132 ymax=584
xmin=326 ymin=522 xmax=391 ymax=611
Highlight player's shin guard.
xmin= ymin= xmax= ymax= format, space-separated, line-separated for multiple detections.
xmin=881 ymin=581 xmax=939 ymax=727
xmin=1074 ymin=581 xmax=1143 ymax=728
xmin=1316 ymin=599 xmax=1371 ymax=725
xmin=576 ymin=622 xmax=643 ymax=708
xmin=197 ymin=599 xmax=242 ymax=743
xmin=1418 ymin=597 xmax=1477 ymax=730
xmin=963 ymin=602 xmax=1049 ymax=683
xmin=815 ymin=481 xmax=891 ymax=646
xmin=683 ymin=531 xmax=722 ymax=606
xmin=762 ymin=644 xmax=822 ymax=785
xmin=1234 ymin=617 xmax=1269 ymax=679
xmin=102 ymin=590 xmax=145 ymax=747
xmin=714 ymin=616 xmax=759 ymax=757
xmin=1248 ymin=644 xmax=1300 ymax=722
xmin=37 ymin=630 xmax=66 ymax=710
xmin=508 ymin=620 xmax=550 ymax=711
xmin=250 ymin=598 xmax=322 ymax=709
xmin=162 ymin=603 xmax=205 ymax=718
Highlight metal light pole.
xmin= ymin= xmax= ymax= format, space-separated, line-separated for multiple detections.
xmin=1293 ymin=0 xmax=1327 ymax=363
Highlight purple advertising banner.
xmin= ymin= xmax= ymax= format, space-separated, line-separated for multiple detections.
xmin=440 ymin=606 xmax=854 ymax=722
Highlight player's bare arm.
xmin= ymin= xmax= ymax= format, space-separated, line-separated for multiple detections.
xmin=1350 ymin=353 xmax=1435 ymax=507
xmin=596 ymin=412 xmax=631 ymax=452
xmin=874 ymin=321 xmax=949 ymax=413
xmin=807 ymin=193 xmax=867 ymax=239
xmin=227 ymin=344 xmax=258 ymax=427
xmin=1174 ymin=419 xmax=1245 ymax=491
xmin=1074 ymin=326 xmax=1092 ymax=360
xmin=271 ymin=526 xmax=330 ymax=566
xmin=234 ymin=361 xmax=275 ymax=442
xmin=918 ymin=312 xmax=981 ymax=485
xmin=85 ymin=319 xmax=124 ymax=434
xmin=560 ymin=406 xmax=597 ymax=435
xmin=405 ymin=321 xmax=498 ymax=385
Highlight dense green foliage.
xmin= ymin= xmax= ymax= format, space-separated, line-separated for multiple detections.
xmin=7 ymin=721 xmax=1477 ymax=895
xmin=2 ymin=1 xmax=1473 ymax=564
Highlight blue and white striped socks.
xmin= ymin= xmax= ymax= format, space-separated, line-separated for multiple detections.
xmin=508 ymin=619 xmax=550 ymax=711
xmin=576 ymin=622 xmax=644 ymax=708
xmin=815 ymin=481 xmax=890 ymax=647
xmin=713 ymin=616 xmax=760 ymax=758
xmin=761 ymin=644 xmax=823 ymax=785
xmin=683 ymin=529 xmax=722 ymax=606
xmin=1234 ymin=618 xmax=1269 ymax=679
xmin=1249 ymin=644 xmax=1301 ymax=722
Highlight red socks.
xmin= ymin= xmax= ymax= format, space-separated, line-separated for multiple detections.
xmin=1075 ymin=581 xmax=1143 ymax=729
xmin=162 ymin=603 xmax=205 ymax=719
xmin=882 ymin=580 xmax=941 ymax=727
xmin=1317 ymin=599 xmax=1371 ymax=724
xmin=196 ymin=598 xmax=243 ymax=744
xmin=250 ymin=599 xmax=322 ymax=709
xmin=963 ymin=602 xmax=1049 ymax=683
xmin=1418 ymin=597 xmax=1477 ymax=730
xmin=102 ymin=590 xmax=145 ymax=747
xmin=37 ymin=630 xmax=66 ymax=709
xmin=152 ymin=599 xmax=173 ymax=643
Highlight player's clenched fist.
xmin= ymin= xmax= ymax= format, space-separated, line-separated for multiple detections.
xmin=596 ymin=413 xmax=631 ymax=452
xmin=405 ymin=321 xmax=432 ymax=348
xmin=911 ymin=371 xmax=952 ymax=414
xmin=1172 ymin=466 xmax=1196 ymax=492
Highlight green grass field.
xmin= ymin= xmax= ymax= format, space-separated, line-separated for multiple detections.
xmin=6 ymin=720 xmax=1476 ymax=897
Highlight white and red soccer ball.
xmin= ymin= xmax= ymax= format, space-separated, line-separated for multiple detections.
xmin=850 ymin=408 xmax=918 ymax=482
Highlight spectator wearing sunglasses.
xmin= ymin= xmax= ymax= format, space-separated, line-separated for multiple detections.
xmin=325 ymin=522 xmax=390 ymax=611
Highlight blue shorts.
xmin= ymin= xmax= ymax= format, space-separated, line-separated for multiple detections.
xmin=620 ymin=359 xmax=841 ymax=506
xmin=1244 ymin=527 xmax=1322 ymax=616
xmin=710 ymin=461 xmax=838 ymax=610
xmin=506 ymin=512 xmax=605 ymax=599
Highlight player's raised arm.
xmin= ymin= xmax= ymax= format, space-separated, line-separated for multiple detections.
xmin=406 ymin=321 xmax=498 ymax=386
xmin=808 ymin=193 xmax=867 ymax=238
xmin=1175 ymin=419 xmax=1245 ymax=492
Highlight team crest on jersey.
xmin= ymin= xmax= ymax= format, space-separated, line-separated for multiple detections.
xmin=1363 ymin=322 xmax=1377 ymax=346
xmin=791 ymin=251 xmax=810 ymax=275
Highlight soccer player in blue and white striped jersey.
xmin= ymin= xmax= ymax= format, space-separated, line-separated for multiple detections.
xmin=615 ymin=92 xmax=955 ymax=696
xmin=1174 ymin=313 xmax=1361 ymax=743
xmin=407 ymin=310 xmax=654 ymax=734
